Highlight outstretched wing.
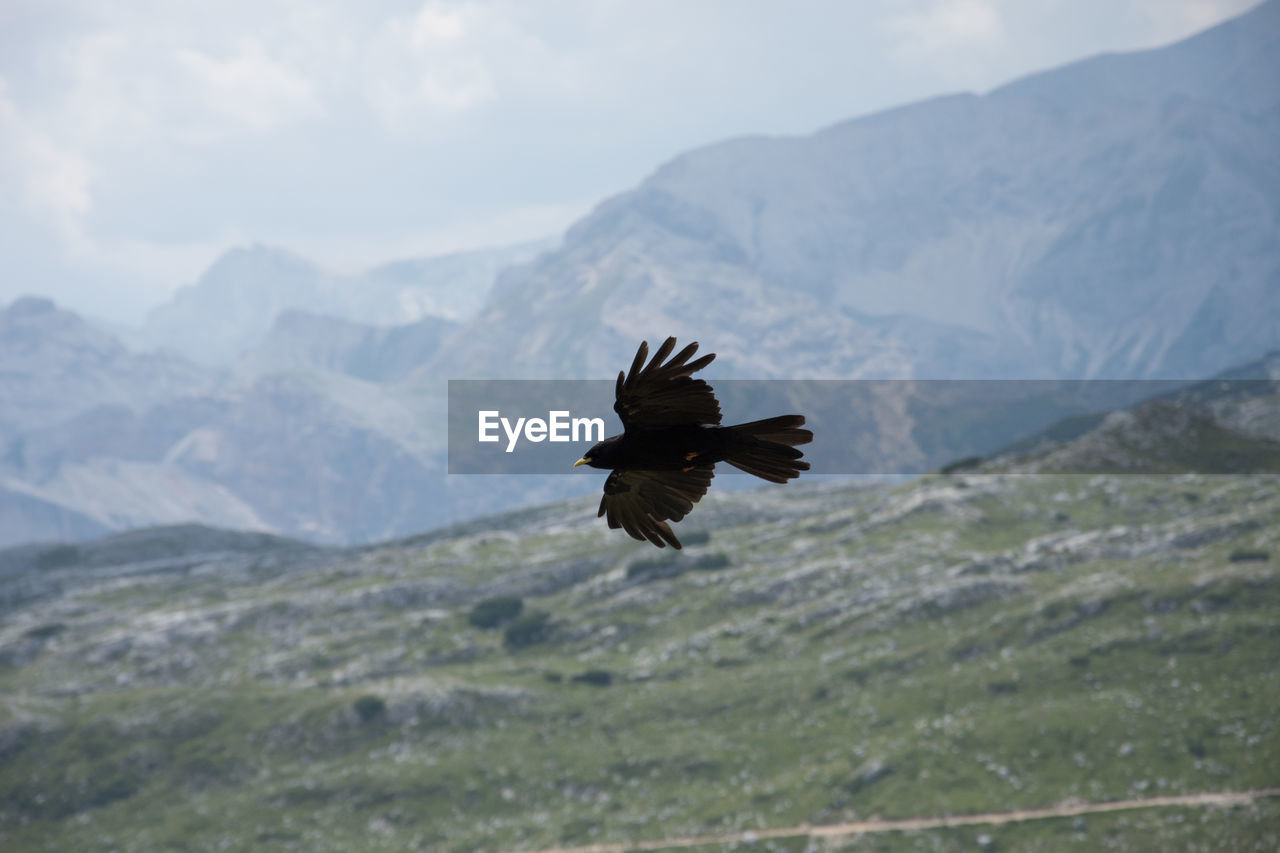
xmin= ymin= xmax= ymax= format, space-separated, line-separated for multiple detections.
xmin=598 ymin=467 xmax=714 ymax=549
xmin=614 ymin=337 xmax=721 ymax=429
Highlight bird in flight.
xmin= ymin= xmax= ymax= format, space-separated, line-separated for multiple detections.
xmin=574 ymin=337 xmax=812 ymax=549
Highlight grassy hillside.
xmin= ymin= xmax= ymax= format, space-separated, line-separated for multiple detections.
xmin=1 ymin=471 xmax=1277 ymax=851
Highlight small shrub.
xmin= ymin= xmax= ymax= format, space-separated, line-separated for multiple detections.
xmin=693 ymin=552 xmax=731 ymax=571
xmin=1228 ymin=548 xmax=1270 ymax=563
xmin=543 ymin=671 xmax=563 ymax=683
xmin=940 ymin=456 xmax=984 ymax=475
xmin=680 ymin=530 xmax=711 ymax=546
xmin=571 ymin=669 xmax=613 ymax=687
xmin=560 ymin=817 xmax=601 ymax=844
xmin=468 ymin=596 xmax=524 ymax=629
xmin=35 ymin=545 xmax=80 ymax=571
xmin=504 ymin=610 xmax=551 ymax=649
xmin=353 ymin=694 xmax=386 ymax=722
xmin=84 ymin=769 xmax=143 ymax=808
xmin=24 ymin=623 xmax=66 ymax=640
xmin=627 ymin=556 xmax=683 ymax=581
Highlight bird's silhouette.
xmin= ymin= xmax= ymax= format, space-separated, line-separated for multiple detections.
xmin=575 ymin=337 xmax=812 ymax=548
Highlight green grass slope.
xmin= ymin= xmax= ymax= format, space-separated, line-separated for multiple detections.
xmin=1 ymin=472 xmax=1277 ymax=851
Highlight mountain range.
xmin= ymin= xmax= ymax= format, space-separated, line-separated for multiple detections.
xmin=3 ymin=2 xmax=1279 ymax=549
xmin=131 ymin=238 xmax=554 ymax=365
xmin=428 ymin=0 xmax=1279 ymax=381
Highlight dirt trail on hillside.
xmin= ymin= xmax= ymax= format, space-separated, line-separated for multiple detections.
xmin=529 ymin=787 xmax=1280 ymax=853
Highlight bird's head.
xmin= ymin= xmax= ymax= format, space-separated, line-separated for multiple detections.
xmin=573 ymin=435 xmax=623 ymax=470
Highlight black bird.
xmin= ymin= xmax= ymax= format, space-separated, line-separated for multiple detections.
xmin=574 ymin=337 xmax=812 ymax=549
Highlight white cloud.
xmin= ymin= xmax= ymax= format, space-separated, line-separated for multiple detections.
xmin=361 ymin=1 xmax=594 ymax=130
xmin=1 ymin=67 xmax=241 ymax=318
xmin=174 ymin=40 xmax=323 ymax=134
xmin=410 ymin=4 xmax=467 ymax=44
xmin=46 ymin=29 xmax=323 ymax=148
xmin=0 ymin=77 xmax=92 ymax=236
xmin=1128 ymin=0 xmax=1261 ymax=46
xmin=883 ymin=0 xmax=1007 ymax=61
xmin=874 ymin=0 xmax=1260 ymax=95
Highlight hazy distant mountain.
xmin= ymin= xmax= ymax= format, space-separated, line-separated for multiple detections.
xmin=0 ymin=288 xmax=593 ymax=549
xmin=235 ymin=309 xmax=458 ymax=382
xmin=4 ymin=291 xmax=1270 ymax=550
xmin=0 ymin=363 xmax=445 ymax=546
xmin=432 ymin=0 xmax=1280 ymax=381
xmin=0 ymin=489 xmax=108 ymax=549
xmin=136 ymin=238 xmax=554 ymax=365
xmin=0 ymin=297 xmax=216 ymax=435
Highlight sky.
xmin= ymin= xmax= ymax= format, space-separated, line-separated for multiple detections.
xmin=0 ymin=0 xmax=1261 ymax=324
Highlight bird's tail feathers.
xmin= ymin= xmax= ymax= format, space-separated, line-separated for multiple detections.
xmin=725 ymin=415 xmax=813 ymax=483
xmin=730 ymin=415 xmax=813 ymax=446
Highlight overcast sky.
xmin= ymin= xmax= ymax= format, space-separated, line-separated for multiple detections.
xmin=0 ymin=0 xmax=1261 ymax=323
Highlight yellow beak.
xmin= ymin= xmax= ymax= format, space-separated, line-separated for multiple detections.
xmin=573 ymin=457 xmax=591 ymax=467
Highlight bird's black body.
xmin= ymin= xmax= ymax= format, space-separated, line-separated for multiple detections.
xmin=580 ymin=425 xmax=737 ymax=471
xmin=575 ymin=337 xmax=812 ymax=549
